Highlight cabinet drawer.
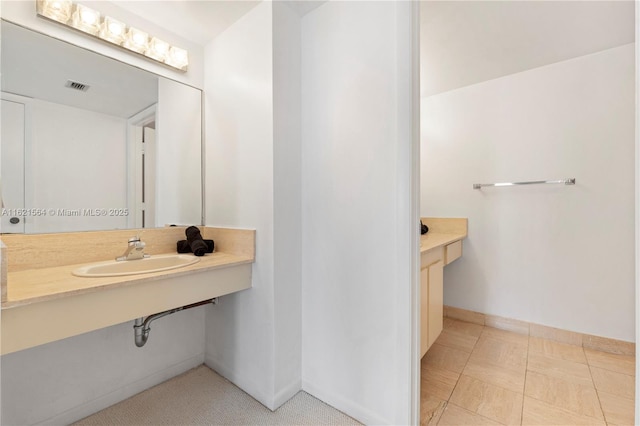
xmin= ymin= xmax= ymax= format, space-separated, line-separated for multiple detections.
xmin=421 ymin=246 xmax=443 ymax=269
xmin=445 ymin=240 xmax=462 ymax=265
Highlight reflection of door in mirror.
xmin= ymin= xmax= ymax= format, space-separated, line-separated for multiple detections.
xmin=1 ymin=20 xmax=203 ymax=234
xmin=141 ymin=127 xmax=156 ymax=228
xmin=128 ymin=106 xmax=157 ymax=229
xmin=1 ymin=97 xmax=25 ymax=234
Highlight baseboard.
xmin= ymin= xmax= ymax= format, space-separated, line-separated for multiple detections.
xmin=302 ymin=379 xmax=391 ymax=425
xmin=444 ymin=305 xmax=635 ymax=356
xmin=38 ymin=353 xmax=205 ymax=426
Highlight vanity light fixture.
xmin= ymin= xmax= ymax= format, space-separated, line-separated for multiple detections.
xmin=35 ymin=0 xmax=189 ymax=71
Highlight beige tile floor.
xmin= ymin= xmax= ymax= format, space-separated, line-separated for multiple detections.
xmin=421 ymin=318 xmax=636 ymax=425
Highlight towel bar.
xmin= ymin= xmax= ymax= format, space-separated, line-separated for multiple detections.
xmin=473 ymin=178 xmax=575 ymax=189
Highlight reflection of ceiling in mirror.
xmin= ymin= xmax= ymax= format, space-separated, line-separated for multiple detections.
xmin=1 ymin=21 xmax=158 ymax=118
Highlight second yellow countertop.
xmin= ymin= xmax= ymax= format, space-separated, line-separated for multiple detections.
xmin=420 ymin=217 xmax=467 ymax=253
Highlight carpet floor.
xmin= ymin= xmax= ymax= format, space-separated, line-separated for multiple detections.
xmin=74 ymin=365 xmax=360 ymax=425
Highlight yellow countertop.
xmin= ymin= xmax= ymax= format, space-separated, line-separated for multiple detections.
xmin=1 ymin=226 xmax=256 ymax=354
xmin=2 ymin=251 xmax=253 ymax=309
xmin=1 ymin=226 xmax=256 ymax=309
xmin=419 ymin=217 xmax=468 ymax=253
xmin=420 ymin=232 xmax=466 ymax=253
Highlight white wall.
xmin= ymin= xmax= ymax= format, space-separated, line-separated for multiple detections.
xmin=421 ymin=44 xmax=635 ymax=341
xmin=203 ymin=0 xmax=278 ymax=409
xmin=300 ymin=2 xmax=417 ymax=424
xmin=25 ymin=98 xmax=128 ymax=233
xmin=204 ymin=5 xmax=420 ymax=422
xmin=155 ymin=78 xmax=202 ymax=227
xmin=1 ymin=307 xmax=205 ymax=425
xmin=272 ymin=1 xmax=303 ymax=407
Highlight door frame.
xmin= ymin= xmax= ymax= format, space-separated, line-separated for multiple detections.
xmin=127 ymin=104 xmax=157 ymax=229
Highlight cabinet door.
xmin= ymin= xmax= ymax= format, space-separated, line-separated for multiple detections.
xmin=420 ymin=266 xmax=430 ymax=358
xmin=427 ymin=260 xmax=444 ymax=349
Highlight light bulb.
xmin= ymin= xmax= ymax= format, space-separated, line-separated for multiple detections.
xmin=98 ymin=16 xmax=126 ymax=44
xmin=70 ymin=4 xmax=100 ymax=35
xmin=165 ymin=46 xmax=188 ymax=70
xmin=123 ymin=27 xmax=149 ymax=54
xmin=145 ymin=37 xmax=170 ymax=61
xmin=37 ymin=0 xmax=73 ymax=24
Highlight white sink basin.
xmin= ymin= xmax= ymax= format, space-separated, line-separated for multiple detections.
xmin=72 ymin=254 xmax=200 ymax=277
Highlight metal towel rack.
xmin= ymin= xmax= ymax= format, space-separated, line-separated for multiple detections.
xmin=473 ymin=178 xmax=575 ymax=190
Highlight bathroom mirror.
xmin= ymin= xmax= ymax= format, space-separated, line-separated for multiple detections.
xmin=0 ymin=20 xmax=202 ymax=234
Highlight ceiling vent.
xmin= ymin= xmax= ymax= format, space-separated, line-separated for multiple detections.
xmin=65 ymin=80 xmax=90 ymax=92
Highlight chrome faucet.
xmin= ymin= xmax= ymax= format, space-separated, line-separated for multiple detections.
xmin=116 ymin=236 xmax=149 ymax=261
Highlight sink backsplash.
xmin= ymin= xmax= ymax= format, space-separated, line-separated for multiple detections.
xmin=420 ymin=217 xmax=468 ymax=235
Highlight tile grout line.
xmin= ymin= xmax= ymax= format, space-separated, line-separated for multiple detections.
xmin=525 ymin=341 xmax=625 ymax=424
xmin=584 ymin=349 xmax=609 ymax=424
xmin=434 ymin=321 xmax=484 ymax=425
xmin=582 ymin=349 xmax=636 ymax=376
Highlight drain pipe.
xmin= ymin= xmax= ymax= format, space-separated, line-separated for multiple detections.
xmin=134 ymin=298 xmax=217 ymax=347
